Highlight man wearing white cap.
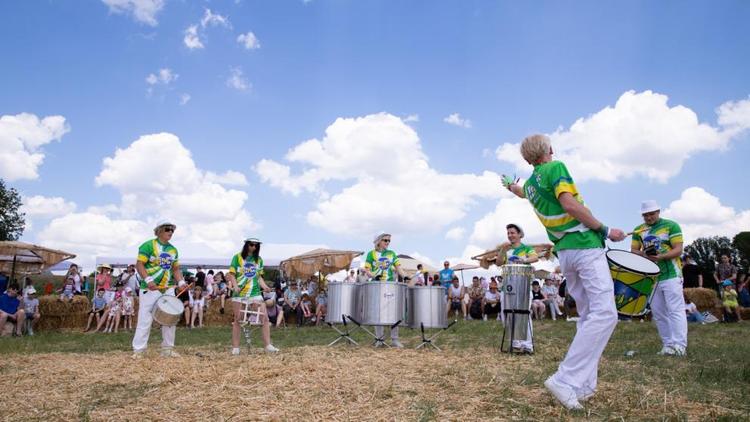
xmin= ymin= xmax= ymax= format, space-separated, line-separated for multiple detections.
xmin=132 ymin=220 xmax=184 ymax=358
xmin=504 ymin=223 xmax=539 ymax=353
xmin=503 ymin=134 xmax=625 ymax=410
xmin=363 ymin=232 xmax=406 ymax=348
xmin=631 ymin=200 xmax=687 ymax=356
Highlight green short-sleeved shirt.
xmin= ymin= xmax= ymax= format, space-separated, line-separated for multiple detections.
xmin=137 ymin=239 xmax=179 ymax=290
xmin=631 ymin=218 xmax=683 ymax=281
xmin=523 ymin=161 xmax=603 ymax=251
xmin=364 ymin=249 xmax=400 ymax=281
xmin=228 ymin=253 xmax=264 ymax=298
xmin=506 ymin=243 xmax=538 ymax=263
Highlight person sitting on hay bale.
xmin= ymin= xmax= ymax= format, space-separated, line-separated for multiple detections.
xmin=121 ymin=287 xmax=135 ymax=331
xmin=190 ymin=286 xmax=205 ymax=329
xmin=0 ymin=283 xmax=25 ymax=337
xmin=103 ymin=294 xmax=122 ymax=333
xmin=58 ymin=277 xmax=75 ymax=303
xmin=22 ymin=287 xmax=41 ymax=336
xmin=300 ymin=293 xmax=314 ymax=321
xmin=721 ymin=280 xmax=742 ymax=323
xmin=447 ymin=277 xmax=465 ymax=320
xmin=314 ymin=289 xmax=327 ymax=326
xmin=684 ymin=295 xmax=705 ymax=324
xmin=85 ymin=288 xmax=107 ymax=332
xmin=483 ymin=281 xmax=502 ymax=321
xmin=466 ymin=276 xmax=484 ymax=320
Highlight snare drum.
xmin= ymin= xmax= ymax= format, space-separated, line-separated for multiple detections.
xmin=359 ymin=281 xmax=406 ymax=326
xmin=327 ymin=282 xmax=360 ymax=324
xmin=152 ymin=295 xmax=184 ymax=326
xmin=606 ymin=249 xmax=660 ymax=316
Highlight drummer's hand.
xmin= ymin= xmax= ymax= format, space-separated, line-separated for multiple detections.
xmin=647 ymin=254 xmax=662 ymax=263
xmin=607 ymin=228 xmax=626 ymax=242
xmin=147 ymin=282 xmax=159 ymax=291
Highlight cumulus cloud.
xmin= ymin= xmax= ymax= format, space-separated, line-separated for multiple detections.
xmin=22 ymin=195 xmax=76 ymax=218
xmin=183 ymin=25 xmax=204 ymax=49
xmin=183 ymin=8 xmax=231 ymax=50
xmin=226 ymin=67 xmax=250 ymax=91
xmin=445 ymin=227 xmax=466 ymax=241
xmin=404 ymin=114 xmax=419 ymax=123
xmin=0 ymin=113 xmax=70 ymax=181
xmin=256 ymin=112 xmax=502 ymax=236
xmin=444 ymin=113 xmax=472 ymax=128
xmin=145 ymin=68 xmax=177 ymax=85
xmin=201 ymin=8 xmax=231 ymax=28
xmin=496 ymin=91 xmax=750 ymax=183
xmin=179 ymin=93 xmax=191 ymax=105
xmin=662 ymin=187 xmax=750 ymax=244
xmin=204 ymin=170 xmax=249 ymax=187
xmin=101 ymin=0 xmax=164 ymax=26
xmin=237 ymin=32 xmax=260 ymax=50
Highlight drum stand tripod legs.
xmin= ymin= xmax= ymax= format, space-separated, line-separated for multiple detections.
xmin=357 ymin=320 xmax=402 ymax=347
xmin=415 ymin=320 xmax=457 ymax=351
xmin=327 ymin=315 xmax=361 ymax=347
xmin=500 ymin=309 xmax=533 ymax=354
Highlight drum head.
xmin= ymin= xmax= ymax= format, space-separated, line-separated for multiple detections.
xmin=606 ymin=249 xmax=660 ymax=275
xmin=159 ymin=295 xmax=184 ymax=314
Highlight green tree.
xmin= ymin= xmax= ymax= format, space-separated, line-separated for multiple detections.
xmin=732 ymin=231 xmax=750 ymax=272
xmin=0 ymin=179 xmax=25 ymax=241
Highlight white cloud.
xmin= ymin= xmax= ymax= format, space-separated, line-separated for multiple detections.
xmin=201 ymin=8 xmax=231 ymax=29
xmin=237 ymin=32 xmax=260 ymax=50
xmin=256 ymin=112 xmax=502 ymax=236
xmin=0 ymin=113 xmax=70 ymax=181
xmin=226 ymin=67 xmax=250 ymax=91
xmin=662 ymin=187 xmax=750 ymax=244
xmin=102 ymin=0 xmax=164 ymax=26
xmin=183 ymin=25 xmax=204 ymax=49
xmin=443 ymin=113 xmax=472 ymax=128
xmin=145 ymin=68 xmax=177 ymax=85
xmin=404 ymin=114 xmax=419 ymax=123
xmin=22 ymin=195 xmax=76 ymax=218
xmin=496 ymin=91 xmax=750 ymax=183
xmin=445 ymin=227 xmax=466 ymax=241
xmin=179 ymin=93 xmax=191 ymax=105
xmin=468 ymin=195 xmax=549 ymax=249
xmin=204 ymin=170 xmax=249 ymax=187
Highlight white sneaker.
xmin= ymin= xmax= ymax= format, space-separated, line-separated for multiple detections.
xmin=671 ymin=345 xmax=686 ymax=356
xmin=391 ymin=339 xmax=404 ymax=349
xmin=483 ymin=315 xmax=488 ymax=321
xmin=467 ymin=315 xmax=474 ymax=320
xmin=264 ymin=344 xmax=280 ymax=353
xmin=576 ymin=387 xmax=595 ymax=402
xmin=657 ymin=346 xmax=675 ymax=356
xmin=544 ymin=377 xmax=583 ymax=410
xmin=566 ymin=317 xmax=580 ymax=322
xmin=131 ymin=351 xmax=144 ymax=360
xmin=160 ymin=349 xmax=181 ymax=358
xmin=231 ymin=347 xmax=241 ymax=356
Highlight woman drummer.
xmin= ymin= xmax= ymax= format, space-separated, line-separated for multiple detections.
xmin=363 ymin=232 xmax=407 ymax=348
xmin=504 ymin=223 xmax=538 ymax=354
xmin=227 ymin=237 xmax=280 ymax=355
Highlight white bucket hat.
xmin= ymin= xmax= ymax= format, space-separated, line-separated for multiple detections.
xmin=641 ymin=200 xmax=660 ymax=214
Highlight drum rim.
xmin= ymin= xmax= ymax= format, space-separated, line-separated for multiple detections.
xmin=606 ymin=249 xmax=660 ymax=276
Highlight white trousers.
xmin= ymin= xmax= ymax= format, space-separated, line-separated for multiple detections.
xmin=650 ymin=277 xmax=687 ymax=349
xmin=552 ymin=248 xmax=618 ymax=396
xmin=375 ymin=325 xmax=399 ymax=340
xmin=132 ymin=288 xmax=176 ymax=352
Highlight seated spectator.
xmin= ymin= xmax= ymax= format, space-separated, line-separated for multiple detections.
xmin=0 ymin=271 xmax=7 ymax=293
xmin=283 ymin=281 xmax=304 ymax=327
xmin=480 ymin=276 xmax=489 ymax=291
xmin=215 ymin=271 xmax=228 ymax=314
xmin=356 ymin=269 xmax=369 ymax=283
xmin=542 ymin=277 xmax=563 ymax=320
xmin=721 ymin=280 xmax=742 ymax=322
xmin=65 ymin=264 xmax=83 ymax=295
xmin=558 ymin=277 xmax=578 ymax=321
xmin=307 ymin=277 xmax=319 ymax=298
xmin=119 ymin=264 xmax=138 ymax=296
xmin=467 ymin=277 xmax=484 ymax=320
xmin=483 ymin=281 xmax=502 ymax=321
xmin=96 ymin=264 xmax=113 ymax=303
xmin=0 ymin=283 xmax=25 ymax=336
xmin=531 ymin=281 xmax=546 ymax=320
xmin=447 ymin=277 xmax=465 ymax=319
xmin=175 ymin=280 xmax=193 ymax=328
xmin=85 ymin=288 xmax=107 ymax=332
xmin=300 ymin=293 xmax=314 ymax=320
xmin=121 ymin=287 xmax=135 ymax=331
xmin=738 ymin=279 xmax=750 ymax=308
xmin=58 ymin=276 xmax=75 ymax=303
xmin=191 ymin=286 xmax=205 ymax=328
xmin=22 ymin=287 xmax=41 ymax=335
xmin=314 ymin=289 xmax=327 ymax=325
xmin=413 ymin=265 xmax=426 ymax=286
xmin=263 ymin=290 xmax=285 ymax=328
xmin=344 ymin=270 xmax=357 ymax=283
xmin=684 ymin=295 xmax=704 ymax=324
xmin=103 ymin=294 xmax=122 ymax=333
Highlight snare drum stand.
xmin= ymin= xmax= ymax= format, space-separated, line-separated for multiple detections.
xmin=327 ymin=314 xmax=361 ymax=347
xmin=500 ymin=309 xmax=534 ymax=354
xmin=240 ymin=305 xmax=263 ymax=353
xmin=358 ymin=320 xmax=402 ymax=348
xmin=415 ymin=320 xmax=457 ymax=351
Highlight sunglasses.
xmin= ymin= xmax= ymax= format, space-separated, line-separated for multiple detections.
xmin=382 ymin=239 xmax=391 ymax=243
xmin=164 ymin=227 xmax=175 ymax=233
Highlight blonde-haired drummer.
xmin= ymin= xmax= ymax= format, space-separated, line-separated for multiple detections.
xmin=132 ymin=221 xmax=184 ymax=359
xmin=631 ymin=200 xmax=687 ymax=356
xmin=363 ymin=232 xmax=406 ymax=348
xmin=227 ymin=238 xmax=279 ymax=355
xmin=504 ymin=134 xmax=625 ymax=410
xmin=504 ymin=223 xmax=539 ymax=353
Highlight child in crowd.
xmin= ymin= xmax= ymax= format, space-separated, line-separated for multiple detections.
xmin=300 ymin=293 xmax=313 ymax=319
xmin=58 ymin=277 xmax=75 ymax=303
xmin=23 ymin=287 xmax=41 ymax=335
xmin=215 ymin=271 xmax=228 ymax=314
xmin=175 ymin=280 xmax=192 ymax=327
xmin=721 ymin=280 xmax=742 ymax=322
xmin=314 ymin=289 xmax=327 ymax=325
xmin=190 ymin=286 xmax=205 ymax=328
xmin=103 ymin=294 xmax=122 ymax=333
xmin=542 ymin=277 xmax=563 ymax=321
xmin=85 ymin=289 xmax=107 ymax=332
xmin=684 ymin=295 xmax=704 ymax=324
xmin=121 ymin=287 xmax=135 ymax=331
xmin=531 ymin=281 xmax=547 ymax=320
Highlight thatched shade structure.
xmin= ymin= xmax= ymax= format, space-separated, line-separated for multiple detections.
xmin=280 ymin=248 xmax=362 ymax=281
xmin=0 ymin=241 xmax=76 ymax=279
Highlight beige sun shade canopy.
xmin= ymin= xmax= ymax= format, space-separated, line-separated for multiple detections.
xmin=280 ymin=248 xmax=363 ymax=280
xmin=0 ymin=241 xmax=76 ymax=275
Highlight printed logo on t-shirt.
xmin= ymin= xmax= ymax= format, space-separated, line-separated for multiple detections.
xmin=243 ymin=262 xmax=258 ymax=279
xmin=158 ymin=252 xmax=173 ymax=270
xmin=377 ymin=257 xmax=392 ymax=270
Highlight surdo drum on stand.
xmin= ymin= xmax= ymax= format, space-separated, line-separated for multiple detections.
xmin=407 ymin=286 xmax=457 ymax=350
xmin=499 ymin=264 xmax=534 ymax=354
xmin=357 ymin=281 xmax=407 ymax=347
xmin=325 ymin=282 xmax=363 ymax=346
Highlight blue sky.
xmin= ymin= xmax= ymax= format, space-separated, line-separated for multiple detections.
xmin=1 ymin=0 xmax=749 ymax=271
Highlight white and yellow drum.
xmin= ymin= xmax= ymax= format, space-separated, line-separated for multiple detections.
xmin=606 ymin=250 xmax=660 ymax=316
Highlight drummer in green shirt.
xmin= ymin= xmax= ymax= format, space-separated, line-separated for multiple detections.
xmin=503 ymin=223 xmax=539 ymax=354
xmin=363 ymin=232 xmax=406 ymax=348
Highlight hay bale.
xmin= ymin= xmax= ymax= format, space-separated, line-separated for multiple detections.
xmin=683 ymin=288 xmax=720 ymax=312
xmin=1 ymin=322 xmax=13 ymax=336
xmin=37 ymin=295 xmax=90 ymax=331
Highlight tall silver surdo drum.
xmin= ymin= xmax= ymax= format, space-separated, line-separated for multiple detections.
xmin=359 ymin=281 xmax=407 ymax=326
xmin=501 ymin=264 xmax=534 ymax=339
xmin=326 ymin=282 xmax=360 ymax=324
xmin=407 ymin=286 xmax=448 ymax=329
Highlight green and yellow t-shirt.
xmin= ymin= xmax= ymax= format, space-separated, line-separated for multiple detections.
xmin=137 ymin=239 xmax=179 ymax=290
xmin=364 ymin=249 xmax=400 ymax=281
xmin=506 ymin=243 xmax=538 ymax=263
xmin=631 ymin=218 xmax=683 ymax=281
xmin=228 ymin=253 xmax=264 ymax=298
xmin=523 ymin=161 xmax=603 ymax=251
